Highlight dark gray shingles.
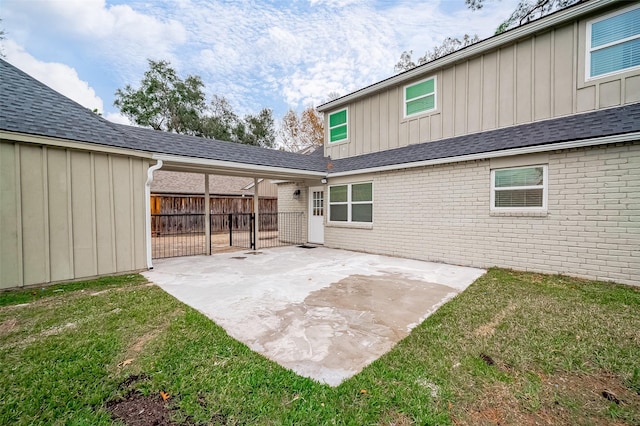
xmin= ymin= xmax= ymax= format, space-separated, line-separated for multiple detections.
xmin=0 ymin=59 xmax=327 ymax=172
xmin=330 ymin=103 xmax=640 ymax=173
xmin=2 ymin=58 xmax=638 ymax=177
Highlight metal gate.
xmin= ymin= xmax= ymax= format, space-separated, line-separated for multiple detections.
xmin=151 ymin=212 xmax=305 ymax=259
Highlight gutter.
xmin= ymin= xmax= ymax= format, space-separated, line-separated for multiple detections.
xmin=151 ymin=153 xmax=327 ymax=178
xmin=145 ymin=160 xmax=163 ymax=269
xmin=317 ymin=0 xmax=618 ymax=112
xmin=327 ymin=132 xmax=640 ymax=177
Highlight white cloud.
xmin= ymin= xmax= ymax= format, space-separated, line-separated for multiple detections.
xmin=4 ymin=40 xmax=104 ymax=113
xmin=104 ymin=112 xmax=132 ymax=126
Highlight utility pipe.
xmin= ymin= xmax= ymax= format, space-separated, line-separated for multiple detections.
xmin=145 ymin=160 xmax=163 ymax=269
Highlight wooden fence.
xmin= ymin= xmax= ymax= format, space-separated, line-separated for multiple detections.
xmin=151 ymin=195 xmax=277 ymax=235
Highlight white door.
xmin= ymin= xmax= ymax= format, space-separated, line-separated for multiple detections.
xmin=308 ymin=186 xmax=324 ymax=244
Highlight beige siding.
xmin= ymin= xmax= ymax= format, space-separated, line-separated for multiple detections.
xmin=325 ymin=3 xmax=640 ymax=160
xmin=0 ymin=139 xmax=149 ymax=289
xmin=324 ymin=142 xmax=640 ymax=286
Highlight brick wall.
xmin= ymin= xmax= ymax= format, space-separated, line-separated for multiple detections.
xmin=325 ymin=142 xmax=640 ymax=286
xmin=277 ymin=182 xmax=308 ymax=241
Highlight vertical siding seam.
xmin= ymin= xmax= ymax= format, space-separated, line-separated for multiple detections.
xmin=572 ymin=21 xmax=578 ymax=114
xmin=479 ymin=55 xmax=485 ymax=130
xmin=15 ymin=144 xmax=24 ymax=287
xmin=108 ymin=155 xmax=117 ymax=271
xmin=129 ymin=157 xmax=136 ymax=270
xmin=464 ymin=61 xmax=469 ymax=135
xmin=66 ymin=150 xmax=75 ymax=279
xmin=496 ymin=49 xmax=501 ymax=129
xmin=513 ymin=43 xmax=518 ymax=123
xmin=90 ymin=152 xmax=98 ymax=275
xmin=550 ymin=30 xmax=555 ymax=118
xmin=530 ymin=36 xmax=535 ymax=123
xmin=42 ymin=146 xmax=51 ymax=283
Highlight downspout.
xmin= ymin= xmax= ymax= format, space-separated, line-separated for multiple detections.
xmin=145 ymin=160 xmax=163 ymax=269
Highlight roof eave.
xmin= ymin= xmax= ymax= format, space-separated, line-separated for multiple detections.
xmin=326 ymin=132 xmax=639 ymax=177
xmin=317 ymin=0 xmax=617 ymax=112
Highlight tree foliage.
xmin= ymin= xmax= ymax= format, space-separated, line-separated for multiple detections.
xmin=466 ymin=0 xmax=580 ymax=34
xmin=394 ymin=34 xmax=479 ymax=73
xmin=279 ymin=106 xmax=324 ymax=152
xmin=114 ymin=60 xmax=206 ymax=134
xmin=395 ymin=0 xmax=580 ymax=73
xmin=114 ymin=60 xmax=276 ymax=148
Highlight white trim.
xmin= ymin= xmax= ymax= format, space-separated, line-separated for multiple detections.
xmin=585 ymin=3 xmax=640 ymax=81
xmin=490 ymin=165 xmax=548 ymax=212
xmin=403 ymin=75 xmax=437 ymax=119
xmin=327 ymin=132 xmax=640 ymax=178
xmin=328 ymin=108 xmax=349 ymax=143
xmin=145 ymin=160 xmax=163 ymax=269
xmin=318 ymin=0 xmax=620 ymax=112
xmin=151 ymin=153 xmax=326 ymax=178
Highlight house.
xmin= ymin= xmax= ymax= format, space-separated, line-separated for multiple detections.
xmin=281 ymin=0 xmax=640 ymax=286
xmin=0 ymin=59 xmax=326 ymax=290
xmin=1 ymin=0 xmax=638 ymax=290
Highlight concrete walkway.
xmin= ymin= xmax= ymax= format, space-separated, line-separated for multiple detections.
xmin=143 ymin=246 xmax=485 ymax=386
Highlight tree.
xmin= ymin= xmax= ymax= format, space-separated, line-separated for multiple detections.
xmin=279 ymin=106 xmax=324 ymax=152
xmin=394 ymin=34 xmax=479 ymax=73
xmin=198 ymin=95 xmax=239 ymax=141
xmin=0 ymin=19 xmax=6 ymax=58
xmin=114 ymin=59 xmax=206 ymax=135
xmin=238 ymin=108 xmax=276 ymax=148
xmin=466 ymin=0 xmax=580 ymax=34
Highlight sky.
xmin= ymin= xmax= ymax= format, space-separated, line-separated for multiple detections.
xmin=0 ymin=0 xmax=520 ymax=125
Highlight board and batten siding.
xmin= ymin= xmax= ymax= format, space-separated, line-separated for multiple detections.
xmin=326 ymin=8 xmax=640 ymax=160
xmin=324 ymin=142 xmax=640 ymax=286
xmin=0 ymin=140 xmax=149 ymax=289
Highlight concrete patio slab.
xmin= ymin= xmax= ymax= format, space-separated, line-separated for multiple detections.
xmin=143 ymin=246 xmax=485 ymax=386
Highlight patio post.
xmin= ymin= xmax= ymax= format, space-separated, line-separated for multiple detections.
xmin=204 ymin=173 xmax=211 ymax=255
xmin=254 ymin=177 xmax=259 ymax=250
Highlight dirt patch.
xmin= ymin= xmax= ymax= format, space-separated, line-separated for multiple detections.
xmin=379 ymin=410 xmax=415 ymax=425
xmin=474 ymin=303 xmax=517 ymax=337
xmin=107 ymin=392 xmax=177 ymax=426
xmin=0 ymin=317 xmax=18 ymax=335
xmin=453 ymin=371 xmax=639 ymax=426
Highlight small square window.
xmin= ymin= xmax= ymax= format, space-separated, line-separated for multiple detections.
xmin=491 ymin=165 xmax=547 ymax=211
xmin=586 ymin=4 xmax=640 ymax=79
xmin=404 ymin=76 xmax=437 ymax=118
xmin=328 ymin=108 xmax=348 ymax=143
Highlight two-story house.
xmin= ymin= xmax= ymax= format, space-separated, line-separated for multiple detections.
xmin=1 ymin=0 xmax=638 ymax=289
xmin=280 ymin=0 xmax=639 ymax=285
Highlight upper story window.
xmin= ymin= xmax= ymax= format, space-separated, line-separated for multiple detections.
xmin=491 ymin=165 xmax=547 ymax=212
xmin=404 ymin=76 xmax=437 ymax=118
xmin=586 ymin=4 xmax=640 ymax=79
xmin=328 ymin=108 xmax=348 ymax=143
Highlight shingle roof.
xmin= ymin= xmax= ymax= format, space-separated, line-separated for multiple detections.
xmin=0 ymin=59 xmax=327 ymax=173
xmin=330 ymin=103 xmax=640 ymax=173
xmin=151 ymin=170 xmax=254 ymax=195
xmin=2 ymin=58 xmax=638 ymax=178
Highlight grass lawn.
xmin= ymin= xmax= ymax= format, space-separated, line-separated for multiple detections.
xmin=1 ymin=269 xmax=638 ymax=425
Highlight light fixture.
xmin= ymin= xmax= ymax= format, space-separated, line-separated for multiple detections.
xmin=293 ymin=189 xmax=301 ymax=199
xmin=321 ymin=178 xmax=327 ymax=184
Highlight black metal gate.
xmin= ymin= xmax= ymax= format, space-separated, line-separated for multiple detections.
xmin=151 ymin=212 xmax=305 ymax=259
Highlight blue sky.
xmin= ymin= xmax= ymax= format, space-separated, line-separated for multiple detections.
xmin=1 ymin=0 xmax=519 ymax=125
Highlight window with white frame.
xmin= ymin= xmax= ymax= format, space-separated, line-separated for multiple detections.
xmin=328 ymin=108 xmax=348 ymax=143
xmin=586 ymin=4 xmax=640 ymax=79
xmin=491 ymin=165 xmax=547 ymax=211
xmin=329 ymin=182 xmax=373 ymax=223
xmin=404 ymin=76 xmax=436 ymax=118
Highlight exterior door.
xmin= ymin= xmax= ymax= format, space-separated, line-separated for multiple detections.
xmin=308 ymin=186 xmax=324 ymax=244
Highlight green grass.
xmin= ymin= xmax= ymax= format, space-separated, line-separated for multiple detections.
xmin=1 ymin=268 xmax=638 ymax=425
